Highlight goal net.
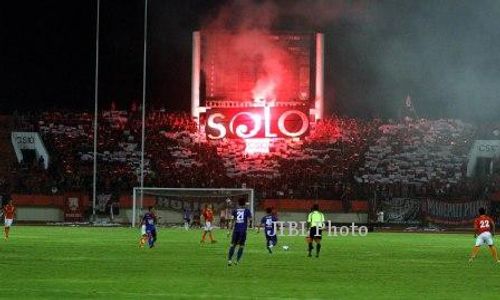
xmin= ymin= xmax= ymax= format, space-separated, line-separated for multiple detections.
xmin=131 ymin=187 xmax=255 ymax=227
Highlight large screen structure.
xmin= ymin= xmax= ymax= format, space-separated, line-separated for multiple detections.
xmin=191 ymin=31 xmax=324 ymax=123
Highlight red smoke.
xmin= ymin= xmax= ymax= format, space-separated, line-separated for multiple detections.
xmin=202 ymin=30 xmax=299 ymax=102
xmin=232 ymin=30 xmax=297 ymax=102
xmin=201 ymin=1 xmax=299 ymax=102
xmin=200 ymin=0 xmax=367 ymax=103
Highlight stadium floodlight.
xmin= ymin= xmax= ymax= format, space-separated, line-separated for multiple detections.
xmin=139 ymin=0 xmax=149 ymax=214
xmin=132 ymin=187 xmax=255 ymax=227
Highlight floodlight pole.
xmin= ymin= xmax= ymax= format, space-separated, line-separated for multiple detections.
xmin=139 ymin=0 xmax=149 ymax=213
xmin=92 ymin=0 xmax=101 ymax=220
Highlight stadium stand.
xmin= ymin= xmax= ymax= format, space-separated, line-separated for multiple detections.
xmin=6 ymin=111 xmax=497 ymax=214
xmin=0 ymin=116 xmax=17 ymax=176
xmin=357 ymin=119 xmax=478 ymax=198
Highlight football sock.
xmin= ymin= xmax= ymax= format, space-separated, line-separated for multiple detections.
xmin=470 ymin=246 xmax=480 ymax=259
xmin=489 ymin=246 xmax=499 ymax=261
xmin=308 ymin=243 xmax=313 ymax=255
xmin=316 ymin=243 xmax=321 ymax=256
xmin=148 ymin=234 xmax=156 ymax=247
xmin=228 ymin=246 xmax=236 ymax=260
xmin=201 ymin=232 xmax=207 ymax=241
xmin=236 ymin=247 xmax=244 ymax=262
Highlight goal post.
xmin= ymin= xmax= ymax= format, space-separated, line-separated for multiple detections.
xmin=131 ymin=187 xmax=255 ymax=227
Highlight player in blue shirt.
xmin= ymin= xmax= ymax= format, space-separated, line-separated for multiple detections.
xmin=258 ymin=207 xmax=278 ymax=254
xmin=141 ymin=206 xmax=157 ymax=248
xmin=227 ymin=198 xmax=252 ymax=266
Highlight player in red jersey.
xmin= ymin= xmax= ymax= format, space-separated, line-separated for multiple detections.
xmin=200 ymin=204 xmax=216 ymax=243
xmin=3 ymin=200 xmax=15 ymax=240
xmin=469 ymin=207 xmax=500 ymax=263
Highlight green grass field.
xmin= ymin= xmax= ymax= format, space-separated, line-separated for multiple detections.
xmin=1 ymin=226 xmax=500 ymax=299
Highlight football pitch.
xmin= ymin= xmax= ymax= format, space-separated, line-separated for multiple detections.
xmin=1 ymin=226 xmax=500 ymax=299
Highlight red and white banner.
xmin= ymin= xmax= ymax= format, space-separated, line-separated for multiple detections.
xmin=64 ymin=196 xmax=85 ymax=222
xmin=424 ymin=198 xmax=489 ymax=225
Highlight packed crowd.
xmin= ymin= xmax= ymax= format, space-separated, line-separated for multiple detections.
xmin=356 ymin=119 xmax=478 ymax=199
xmin=7 ymin=110 xmax=497 ymax=205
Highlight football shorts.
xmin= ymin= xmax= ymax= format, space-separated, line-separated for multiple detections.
xmin=204 ymin=221 xmax=213 ymax=231
xmin=475 ymin=231 xmax=494 ymax=246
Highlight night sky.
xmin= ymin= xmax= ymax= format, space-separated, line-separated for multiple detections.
xmin=1 ymin=0 xmax=500 ymax=121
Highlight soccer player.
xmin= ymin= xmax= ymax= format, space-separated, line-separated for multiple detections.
xmin=139 ymin=207 xmax=157 ymax=248
xmin=3 ymin=199 xmax=15 ymax=240
xmin=201 ymin=204 xmax=216 ymax=243
xmin=139 ymin=221 xmax=148 ymax=248
xmin=183 ymin=208 xmax=191 ymax=231
xmin=227 ymin=198 xmax=252 ymax=266
xmin=307 ymin=204 xmax=325 ymax=258
xmin=258 ymin=207 xmax=278 ymax=253
xmin=219 ymin=207 xmax=227 ymax=229
xmin=223 ymin=198 xmax=232 ymax=230
xmin=469 ymin=207 xmax=500 ymax=263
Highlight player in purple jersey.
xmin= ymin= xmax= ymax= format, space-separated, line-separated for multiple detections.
xmin=227 ymin=198 xmax=252 ymax=266
xmin=140 ymin=207 xmax=157 ymax=248
xmin=258 ymin=207 xmax=278 ymax=254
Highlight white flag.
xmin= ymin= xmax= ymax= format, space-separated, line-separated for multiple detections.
xmin=405 ymin=95 xmax=412 ymax=108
